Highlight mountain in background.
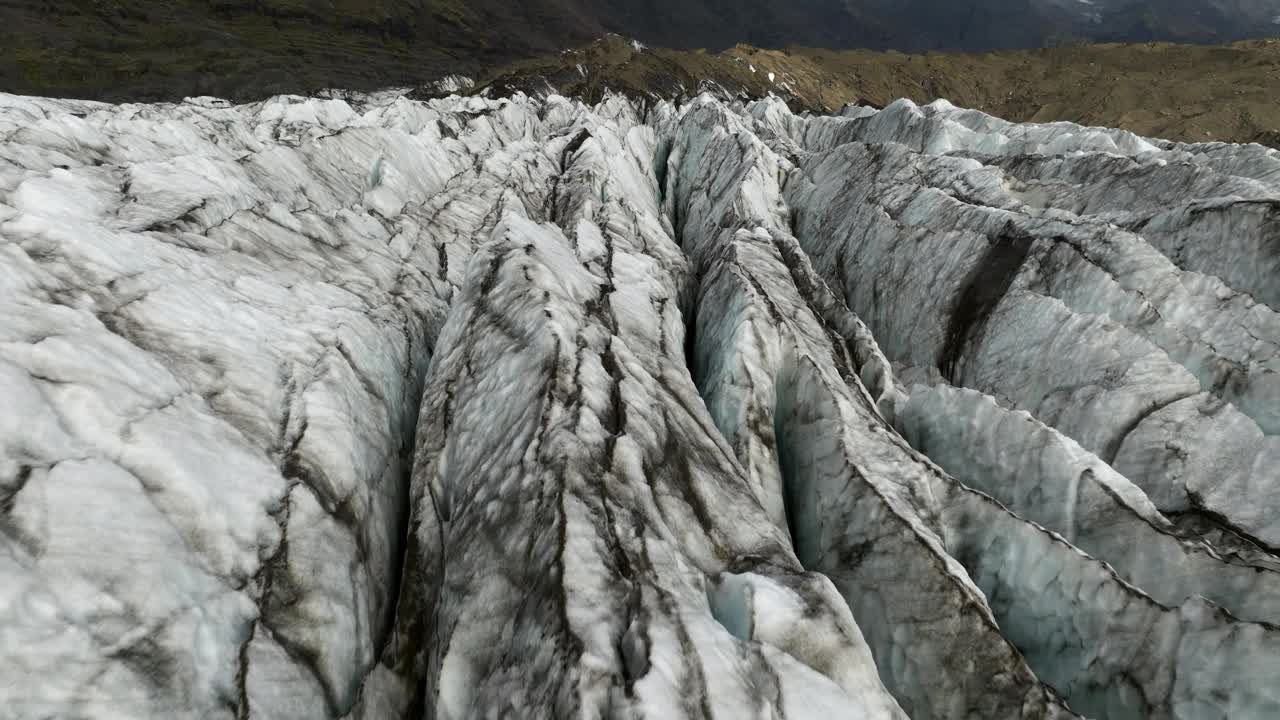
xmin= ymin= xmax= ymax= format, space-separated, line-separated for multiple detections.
xmin=3 ymin=0 xmax=1280 ymax=101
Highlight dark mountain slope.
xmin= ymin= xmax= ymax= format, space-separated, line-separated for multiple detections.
xmin=3 ymin=0 xmax=1279 ymax=102
xmin=0 ymin=0 xmax=597 ymax=101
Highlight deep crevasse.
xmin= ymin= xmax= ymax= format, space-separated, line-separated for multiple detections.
xmin=1 ymin=88 xmax=1278 ymax=720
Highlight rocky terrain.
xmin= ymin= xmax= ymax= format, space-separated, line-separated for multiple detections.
xmin=2 ymin=80 xmax=1279 ymax=719
xmin=5 ymin=0 xmax=1280 ymax=104
xmin=471 ymin=34 xmax=1280 ymax=148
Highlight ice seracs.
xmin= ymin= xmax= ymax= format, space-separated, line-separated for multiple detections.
xmin=2 ymin=87 xmax=1279 ymax=719
xmin=781 ymin=98 xmax=1280 ymax=550
xmin=409 ymin=99 xmax=905 ymax=719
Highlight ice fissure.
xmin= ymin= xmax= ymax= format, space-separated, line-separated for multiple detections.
xmin=2 ymin=89 xmax=1280 ymax=720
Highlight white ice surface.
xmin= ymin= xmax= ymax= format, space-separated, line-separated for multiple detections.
xmin=3 ymin=88 xmax=1279 ymax=720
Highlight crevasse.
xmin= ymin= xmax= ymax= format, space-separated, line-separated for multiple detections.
xmin=1 ymin=89 xmax=1278 ymax=720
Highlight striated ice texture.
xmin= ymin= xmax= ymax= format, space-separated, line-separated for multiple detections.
xmin=1 ymin=87 xmax=1279 ymax=719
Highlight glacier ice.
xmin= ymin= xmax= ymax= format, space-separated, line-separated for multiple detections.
xmin=898 ymin=384 xmax=1280 ymax=624
xmin=1 ymin=86 xmax=1279 ymax=720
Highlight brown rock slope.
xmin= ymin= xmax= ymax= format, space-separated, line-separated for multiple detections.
xmin=472 ymin=35 xmax=1280 ymax=147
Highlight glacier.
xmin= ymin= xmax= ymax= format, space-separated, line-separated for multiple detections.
xmin=0 ymin=86 xmax=1278 ymax=720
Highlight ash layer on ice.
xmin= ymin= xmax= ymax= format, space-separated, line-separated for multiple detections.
xmin=1 ymin=87 xmax=1279 ymax=719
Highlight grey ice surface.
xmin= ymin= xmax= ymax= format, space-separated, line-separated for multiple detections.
xmin=2 ymin=89 xmax=1278 ymax=719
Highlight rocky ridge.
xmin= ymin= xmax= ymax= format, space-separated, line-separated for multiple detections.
xmin=468 ymin=34 xmax=1280 ymax=148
